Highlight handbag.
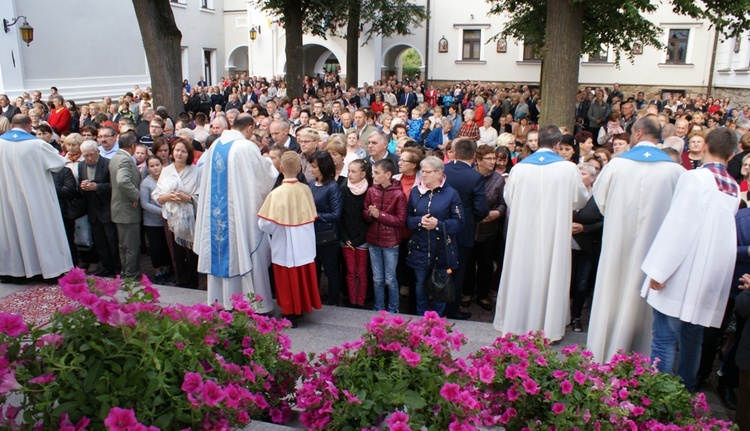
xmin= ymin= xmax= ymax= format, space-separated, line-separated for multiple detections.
xmin=428 ymin=267 xmax=455 ymax=303
xmin=74 ymin=216 xmax=93 ymax=248
xmin=67 ymin=192 xmax=88 ymax=220
xmin=315 ymin=222 xmax=338 ymax=247
xmin=427 ymin=222 xmax=456 ymax=303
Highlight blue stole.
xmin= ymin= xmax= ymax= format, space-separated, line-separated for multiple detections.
xmin=519 ymin=149 xmax=565 ymax=165
xmin=1 ymin=130 xmax=36 ymax=142
xmin=210 ymin=139 xmax=235 ymax=277
xmin=617 ymin=145 xmax=673 ymax=163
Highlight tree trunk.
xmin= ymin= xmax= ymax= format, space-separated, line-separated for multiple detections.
xmin=131 ymin=0 xmax=183 ymax=118
xmin=539 ymin=0 xmax=583 ymax=131
xmin=284 ymin=0 xmax=304 ymax=100
xmin=345 ymin=1 xmax=361 ymax=88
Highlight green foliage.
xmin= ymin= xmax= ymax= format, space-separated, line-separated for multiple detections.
xmin=358 ymin=0 xmax=428 ymax=45
xmin=401 ymin=48 xmax=423 ymax=78
xmin=486 ymin=0 xmax=750 ymax=64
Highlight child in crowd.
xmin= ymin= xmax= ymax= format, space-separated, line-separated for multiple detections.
xmin=406 ymin=108 xmax=425 ymax=144
xmin=340 ymin=159 xmax=372 ymax=307
xmin=364 ymin=159 xmax=407 ymax=313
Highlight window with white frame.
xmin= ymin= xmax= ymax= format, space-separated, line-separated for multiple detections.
xmin=201 ymin=0 xmax=214 ymax=10
xmin=170 ymin=0 xmax=187 ymax=4
xmin=666 ymin=29 xmax=689 ymax=64
xmin=522 ymin=41 xmax=541 ymax=61
xmin=588 ymin=46 xmax=608 ymax=62
xmin=462 ymin=30 xmax=481 ymax=61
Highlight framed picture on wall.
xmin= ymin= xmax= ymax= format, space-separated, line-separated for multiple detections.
xmin=439 ymin=36 xmax=448 ymax=53
xmin=497 ymin=38 xmax=507 ymax=53
xmin=633 ymin=41 xmax=643 ymax=55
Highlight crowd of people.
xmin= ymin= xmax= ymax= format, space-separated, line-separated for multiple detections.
xmin=2 ymin=72 xmax=750 ymax=427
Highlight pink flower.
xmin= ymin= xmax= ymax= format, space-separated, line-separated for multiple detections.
xmin=640 ymin=397 xmax=651 ymax=406
xmin=36 ymin=333 xmax=64 ymax=349
xmin=0 ymin=370 xmax=22 ymax=395
xmin=561 ymin=345 xmax=578 ymax=355
xmin=218 ymin=311 xmax=233 ymax=325
xmin=560 ymin=380 xmax=573 ymax=395
xmin=632 ymin=406 xmax=645 ymax=416
xmin=343 ymin=389 xmax=361 ymax=405
xmin=28 ymin=372 xmax=56 ymax=385
xmin=386 ymin=411 xmax=410 ymax=429
xmin=522 ymin=379 xmax=540 ymax=395
xmin=181 ymin=372 xmax=203 ymax=393
xmin=59 ymin=412 xmax=90 ymax=431
xmin=107 ymin=309 xmax=137 ymax=328
xmin=478 ymin=364 xmax=495 ymax=383
xmin=0 ymin=313 xmax=27 ymax=337
xmin=551 ymin=402 xmax=566 ymax=414
xmin=200 ymin=380 xmax=225 ymax=407
xmin=618 ymin=388 xmax=629 ymax=399
xmin=552 ymin=370 xmax=568 ymax=380
xmin=573 ymin=370 xmax=586 ymax=385
xmin=506 ymin=386 xmax=520 ymax=401
xmin=440 ymin=382 xmax=460 ymax=402
xmin=103 ymin=407 xmax=138 ymax=431
xmin=399 ymin=349 xmax=421 ymax=367
xmin=534 ymin=356 xmax=547 ymax=366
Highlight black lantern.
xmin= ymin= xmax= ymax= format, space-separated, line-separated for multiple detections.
xmin=3 ymin=16 xmax=33 ymax=46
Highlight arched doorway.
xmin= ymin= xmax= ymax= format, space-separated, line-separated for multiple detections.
xmin=302 ymin=44 xmax=340 ymax=78
xmin=226 ymin=46 xmax=249 ymax=75
xmin=382 ymin=44 xmax=424 ymax=81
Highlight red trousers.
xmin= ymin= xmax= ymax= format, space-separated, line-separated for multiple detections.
xmin=272 ymin=262 xmax=321 ymax=316
xmin=342 ymin=247 xmax=368 ymax=306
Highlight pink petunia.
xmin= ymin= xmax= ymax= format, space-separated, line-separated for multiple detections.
xmin=573 ymin=371 xmax=587 ymax=385
xmin=181 ymin=372 xmax=203 ymax=393
xmin=551 ymin=402 xmax=566 ymax=414
xmin=522 ymin=379 xmax=540 ymax=395
xmin=399 ymin=349 xmax=421 ymax=367
xmin=28 ymin=372 xmax=56 ymax=385
xmin=506 ymin=385 xmax=520 ymax=401
xmin=552 ymin=370 xmax=568 ymax=380
xmin=560 ymin=380 xmax=573 ymax=395
xmin=103 ymin=407 xmax=138 ymax=431
xmin=440 ymin=383 xmax=460 ymax=402
xmin=0 ymin=313 xmax=28 ymax=337
xmin=36 ymin=333 xmax=64 ymax=349
xmin=478 ymin=365 xmax=496 ymax=383
xmin=200 ymin=380 xmax=225 ymax=407
xmin=0 ymin=370 xmax=22 ymax=395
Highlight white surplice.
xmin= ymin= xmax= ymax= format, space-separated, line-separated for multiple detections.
xmin=493 ymin=149 xmax=589 ymax=341
xmin=193 ymin=130 xmax=278 ymax=312
xmin=0 ymin=129 xmax=73 ymax=278
xmin=641 ymin=168 xmax=739 ymax=327
xmin=586 ymin=143 xmax=685 ymax=363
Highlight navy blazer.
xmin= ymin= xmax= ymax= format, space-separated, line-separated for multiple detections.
xmin=443 ymin=161 xmax=489 ymax=248
xmin=425 ymin=127 xmax=447 ymax=150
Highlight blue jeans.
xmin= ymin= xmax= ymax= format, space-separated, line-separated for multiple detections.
xmin=370 ymin=245 xmax=400 ymax=312
xmin=414 ymin=267 xmax=446 ymax=316
xmin=651 ymin=309 xmax=703 ymax=392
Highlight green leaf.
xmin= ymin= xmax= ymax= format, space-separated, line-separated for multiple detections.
xmin=403 ymin=390 xmax=427 ymax=409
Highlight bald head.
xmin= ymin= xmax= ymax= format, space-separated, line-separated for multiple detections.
xmin=631 ymin=116 xmax=661 ymax=145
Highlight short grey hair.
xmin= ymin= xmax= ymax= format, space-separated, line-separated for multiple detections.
xmin=578 ymin=162 xmax=596 ymax=178
xmin=80 ymin=140 xmax=98 ymax=152
xmin=420 ymin=155 xmax=445 ymax=173
xmin=463 ymin=109 xmax=475 ymax=120
xmin=176 ymin=128 xmax=194 ymax=140
xmin=737 ymin=118 xmax=750 ymax=131
xmin=662 ymin=136 xmax=684 ymax=154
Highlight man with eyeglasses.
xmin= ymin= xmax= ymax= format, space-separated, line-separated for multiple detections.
xmin=0 ymin=114 xmax=73 ymax=283
xmin=97 ymin=126 xmax=120 ymax=159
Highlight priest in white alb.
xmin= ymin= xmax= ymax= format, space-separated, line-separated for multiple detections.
xmin=0 ymin=114 xmax=73 ymax=280
xmin=641 ymin=127 xmax=739 ymax=392
xmin=258 ymin=151 xmax=321 ymax=328
xmin=194 ymin=113 xmax=278 ymax=312
xmin=586 ymin=116 xmax=685 ymax=363
xmin=493 ymin=125 xmax=588 ymax=342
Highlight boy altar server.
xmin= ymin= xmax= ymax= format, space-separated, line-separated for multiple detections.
xmin=258 ymin=152 xmax=321 ymax=327
xmin=641 ymin=127 xmax=740 ymax=392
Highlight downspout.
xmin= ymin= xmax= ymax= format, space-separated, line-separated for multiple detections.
xmin=707 ymin=27 xmax=719 ymax=94
xmin=424 ymin=0 xmax=431 ymax=86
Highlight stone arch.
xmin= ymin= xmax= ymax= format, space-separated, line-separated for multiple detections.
xmin=381 ymin=43 xmax=425 ymax=81
xmin=226 ymin=45 xmax=249 ymax=74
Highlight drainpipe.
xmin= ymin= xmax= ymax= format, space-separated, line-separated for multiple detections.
xmin=424 ymin=0 xmax=431 ymax=86
xmin=707 ymin=28 xmax=719 ymax=95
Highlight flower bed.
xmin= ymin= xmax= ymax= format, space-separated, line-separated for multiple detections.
xmin=0 ymin=269 xmax=303 ymax=430
xmin=0 ymin=271 xmax=735 ymax=430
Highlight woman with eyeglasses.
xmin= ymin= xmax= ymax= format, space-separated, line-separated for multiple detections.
xmin=406 ymin=156 xmax=465 ymax=316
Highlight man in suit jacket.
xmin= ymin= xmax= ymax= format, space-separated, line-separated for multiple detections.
xmin=0 ymin=95 xmax=20 ymax=121
xmin=399 ymin=86 xmax=418 ymax=114
xmin=425 ymin=118 xmax=453 ymax=150
xmin=78 ymin=141 xmax=119 ymax=277
xmin=354 ymin=110 xmax=378 ymax=145
xmin=109 ymin=131 xmax=142 ymax=278
xmin=270 ymin=120 xmax=300 ymax=153
xmin=443 ymin=138 xmax=489 ymax=320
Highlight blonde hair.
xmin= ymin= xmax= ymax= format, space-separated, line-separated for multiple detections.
xmin=496 ymin=132 xmax=516 ymax=148
xmin=297 ymin=128 xmax=321 ymax=142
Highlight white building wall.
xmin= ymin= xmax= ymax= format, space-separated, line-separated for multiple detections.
xmin=171 ymin=0 xmax=225 ymax=87
xmin=713 ymin=30 xmax=750 ymax=90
